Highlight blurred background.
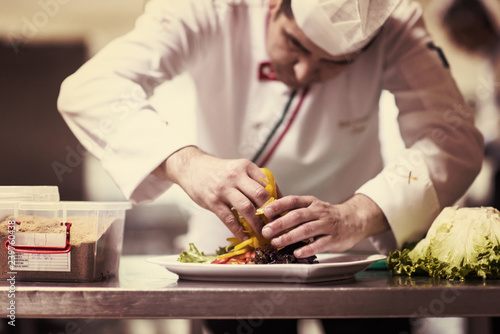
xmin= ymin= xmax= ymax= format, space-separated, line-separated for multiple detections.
xmin=0 ymin=0 xmax=196 ymax=256
xmin=1 ymin=0 xmax=500 ymax=333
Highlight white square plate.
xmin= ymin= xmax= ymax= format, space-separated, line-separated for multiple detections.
xmin=147 ymin=253 xmax=386 ymax=283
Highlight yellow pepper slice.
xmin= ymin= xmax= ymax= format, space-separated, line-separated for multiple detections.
xmin=234 ymin=238 xmax=255 ymax=251
xmin=261 ymin=168 xmax=278 ymax=199
xmin=216 ymin=168 xmax=277 ymax=262
xmin=216 ymin=248 xmax=247 ymax=259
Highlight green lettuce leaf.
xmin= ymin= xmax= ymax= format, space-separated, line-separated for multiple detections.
xmin=387 ymin=206 xmax=500 ymax=280
xmin=177 ymin=243 xmax=218 ymax=263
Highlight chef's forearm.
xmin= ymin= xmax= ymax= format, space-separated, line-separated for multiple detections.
xmin=153 ymin=145 xmax=203 ymax=183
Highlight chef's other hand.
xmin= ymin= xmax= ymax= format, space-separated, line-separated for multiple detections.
xmin=154 ymin=146 xmax=271 ymax=241
xmin=260 ymin=194 xmax=390 ymax=258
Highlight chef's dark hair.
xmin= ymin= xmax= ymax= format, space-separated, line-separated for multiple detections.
xmin=276 ymin=0 xmax=293 ymax=19
xmin=442 ymin=0 xmax=499 ymax=51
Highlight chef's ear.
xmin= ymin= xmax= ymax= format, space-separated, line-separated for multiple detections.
xmin=268 ymin=0 xmax=283 ymax=10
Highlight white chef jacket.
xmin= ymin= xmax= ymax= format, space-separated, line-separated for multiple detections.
xmin=57 ymin=0 xmax=484 ymax=254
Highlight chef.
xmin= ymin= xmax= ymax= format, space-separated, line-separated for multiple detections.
xmin=58 ymin=0 xmax=483 ymax=260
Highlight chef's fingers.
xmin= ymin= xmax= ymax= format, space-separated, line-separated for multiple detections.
xmin=247 ymin=165 xmax=268 ymax=187
xmin=212 ymin=201 xmax=249 ymax=241
xmin=269 ymin=228 xmax=347 ymax=258
xmin=268 ymin=215 xmax=348 ymax=251
xmin=293 ymin=235 xmax=356 ymax=258
xmin=225 ymin=187 xmax=266 ymax=236
xmin=261 ymin=195 xmax=314 ymax=238
xmin=237 ymin=176 xmax=271 ymax=209
xmin=227 ymin=167 xmax=270 ymax=234
xmin=272 ymin=215 xmax=364 ymax=258
xmin=268 ymin=218 xmax=321 ymax=248
xmin=263 ymin=195 xmax=314 ymax=220
xmin=218 ymin=159 xmax=269 ymax=208
xmin=243 ymin=166 xmax=272 ymax=207
xmin=262 ymin=205 xmax=315 ymax=239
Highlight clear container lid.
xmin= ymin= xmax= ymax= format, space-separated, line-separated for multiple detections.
xmin=16 ymin=201 xmax=132 ymax=211
xmin=0 ymin=186 xmax=59 ymax=202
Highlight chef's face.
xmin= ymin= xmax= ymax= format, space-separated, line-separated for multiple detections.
xmin=266 ymin=0 xmax=359 ymax=89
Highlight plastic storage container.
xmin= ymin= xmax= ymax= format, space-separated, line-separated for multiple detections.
xmin=0 ymin=185 xmax=59 ymax=201
xmin=0 ymin=186 xmax=60 ymax=220
xmin=0 ymin=201 xmax=131 ymax=282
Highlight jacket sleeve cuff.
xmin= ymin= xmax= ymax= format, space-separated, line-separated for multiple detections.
xmin=100 ymin=107 xmax=197 ymax=204
xmin=355 ymin=149 xmax=441 ymax=250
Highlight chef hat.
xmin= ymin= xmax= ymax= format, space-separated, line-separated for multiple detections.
xmin=291 ymin=0 xmax=402 ymax=56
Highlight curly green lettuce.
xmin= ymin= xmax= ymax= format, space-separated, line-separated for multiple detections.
xmin=177 ymin=243 xmax=219 ymax=263
xmin=387 ymin=206 xmax=500 ymax=280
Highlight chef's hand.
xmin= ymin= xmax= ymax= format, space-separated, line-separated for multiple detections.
xmin=260 ymin=194 xmax=390 ymax=258
xmin=154 ymin=146 xmax=272 ymax=241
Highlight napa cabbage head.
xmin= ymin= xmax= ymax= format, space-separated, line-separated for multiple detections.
xmin=387 ymin=206 xmax=500 ymax=280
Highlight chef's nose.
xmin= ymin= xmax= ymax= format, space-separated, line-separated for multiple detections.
xmin=293 ymin=56 xmax=320 ymax=84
